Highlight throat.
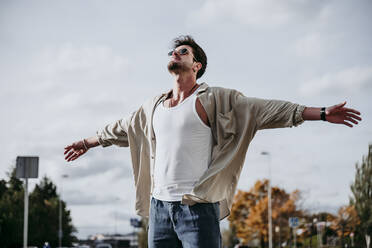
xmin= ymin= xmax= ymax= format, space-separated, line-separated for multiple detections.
xmin=164 ymin=88 xmax=198 ymax=108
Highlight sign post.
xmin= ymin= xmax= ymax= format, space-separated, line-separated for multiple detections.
xmin=16 ymin=156 xmax=39 ymax=248
xmin=289 ymin=217 xmax=299 ymax=248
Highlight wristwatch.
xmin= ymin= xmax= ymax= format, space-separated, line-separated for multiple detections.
xmin=320 ymin=107 xmax=326 ymax=121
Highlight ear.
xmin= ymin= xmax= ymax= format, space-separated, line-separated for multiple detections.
xmin=193 ymin=62 xmax=202 ymax=72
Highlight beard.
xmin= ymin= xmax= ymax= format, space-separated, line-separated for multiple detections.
xmin=167 ymin=60 xmax=188 ymax=74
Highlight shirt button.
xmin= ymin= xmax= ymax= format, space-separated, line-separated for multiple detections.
xmin=151 ymin=155 xmax=154 ymax=159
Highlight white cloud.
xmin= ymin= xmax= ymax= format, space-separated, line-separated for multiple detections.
xmin=187 ymin=0 xmax=328 ymax=28
xmin=31 ymin=43 xmax=130 ymax=91
xmin=299 ymin=65 xmax=372 ymax=96
xmin=294 ymin=32 xmax=326 ymax=57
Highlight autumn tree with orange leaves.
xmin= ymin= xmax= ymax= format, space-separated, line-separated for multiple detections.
xmin=330 ymin=205 xmax=360 ymax=247
xmin=229 ymin=179 xmax=303 ymax=247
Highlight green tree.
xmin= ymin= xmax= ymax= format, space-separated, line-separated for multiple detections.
xmin=29 ymin=176 xmax=77 ymax=246
xmin=0 ymin=167 xmax=77 ymax=247
xmin=0 ymin=166 xmax=25 ymax=248
xmin=350 ymin=144 xmax=372 ymax=248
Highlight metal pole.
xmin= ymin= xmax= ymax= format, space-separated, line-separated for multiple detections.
xmin=269 ymin=167 xmax=273 ymax=248
xmin=23 ymin=178 xmax=28 ymax=248
xmin=317 ymin=224 xmax=322 ymax=248
xmin=59 ymin=174 xmax=68 ymax=247
xmin=59 ymin=195 xmax=62 ymax=247
xmin=115 ymin=211 xmax=117 ymax=234
xmin=261 ymin=151 xmax=272 ymax=248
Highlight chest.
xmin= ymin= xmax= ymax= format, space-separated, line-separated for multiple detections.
xmin=162 ymin=97 xmax=210 ymax=127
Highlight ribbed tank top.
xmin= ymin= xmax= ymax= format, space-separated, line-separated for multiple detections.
xmin=152 ymin=88 xmax=213 ymax=201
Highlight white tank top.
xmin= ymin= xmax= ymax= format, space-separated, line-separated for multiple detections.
xmin=152 ymin=88 xmax=213 ymax=201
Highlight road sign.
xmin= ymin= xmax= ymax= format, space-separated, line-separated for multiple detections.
xmin=16 ymin=156 xmax=39 ymax=178
xmin=289 ymin=217 xmax=299 ymax=228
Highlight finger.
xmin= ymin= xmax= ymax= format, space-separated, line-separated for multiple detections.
xmin=344 ymin=108 xmax=361 ymax=115
xmin=342 ymin=121 xmax=353 ymax=128
xmin=64 ymin=145 xmax=72 ymax=150
xmin=65 ymin=150 xmax=75 ymax=161
xmin=68 ymin=154 xmax=79 ymax=162
xmin=345 ymin=117 xmax=358 ymax=125
xmin=335 ymin=101 xmax=347 ymax=108
xmin=346 ymin=113 xmax=362 ymax=121
xmin=65 ymin=154 xmax=74 ymax=162
xmin=327 ymin=102 xmax=346 ymax=114
xmin=65 ymin=152 xmax=72 ymax=160
xmin=64 ymin=147 xmax=72 ymax=155
xmin=70 ymin=151 xmax=83 ymax=161
xmin=67 ymin=152 xmax=78 ymax=162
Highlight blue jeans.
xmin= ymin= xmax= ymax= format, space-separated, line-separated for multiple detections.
xmin=148 ymin=197 xmax=221 ymax=248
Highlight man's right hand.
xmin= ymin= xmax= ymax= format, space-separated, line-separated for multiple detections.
xmin=64 ymin=139 xmax=89 ymax=162
xmin=64 ymin=136 xmax=100 ymax=162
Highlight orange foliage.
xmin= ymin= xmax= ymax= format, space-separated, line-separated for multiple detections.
xmin=331 ymin=205 xmax=360 ymax=237
xmin=229 ymin=179 xmax=303 ymax=244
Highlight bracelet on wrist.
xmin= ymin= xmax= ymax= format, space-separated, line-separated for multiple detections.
xmin=320 ymin=107 xmax=326 ymax=121
xmin=82 ymin=139 xmax=89 ymax=150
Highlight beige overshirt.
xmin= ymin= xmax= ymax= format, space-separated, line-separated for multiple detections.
xmin=96 ymin=82 xmax=306 ymax=220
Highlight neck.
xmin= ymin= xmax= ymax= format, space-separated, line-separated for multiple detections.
xmin=171 ymin=73 xmax=197 ymax=101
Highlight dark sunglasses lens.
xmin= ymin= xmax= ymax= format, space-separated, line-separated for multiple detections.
xmin=168 ymin=51 xmax=173 ymax=56
xmin=179 ymin=48 xmax=188 ymax=55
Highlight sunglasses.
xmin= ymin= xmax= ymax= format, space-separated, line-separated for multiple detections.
xmin=168 ymin=48 xmax=198 ymax=62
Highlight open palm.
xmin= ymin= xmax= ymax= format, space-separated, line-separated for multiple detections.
xmin=326 ymin=101 xmax=362 ymax=127
xmin=64 ymin=140 xmax=88 ymax=162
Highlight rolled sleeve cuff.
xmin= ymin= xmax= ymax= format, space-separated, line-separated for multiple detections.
xmin=96 ymin=130 xmax=112 ymax=147
xmin=294 ymin=105 xmax=306 ymax=127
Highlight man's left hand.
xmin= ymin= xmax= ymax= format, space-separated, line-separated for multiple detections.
xmin=325 ymin=101 xmax=362 ymax=127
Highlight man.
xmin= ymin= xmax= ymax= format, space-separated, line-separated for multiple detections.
xmin=64 ymin=35 xmax=362 ymax=247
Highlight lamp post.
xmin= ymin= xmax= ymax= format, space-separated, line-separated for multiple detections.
xmin=261 ymin=151 xmax=272 ymax=248
xmin=114 ymin=197 xmax=120 ymax=234
xmin=275 ymin=226 xmax=280 ymax=248
xmin=350 ymin=232 xmax=354 ymax=248
xmin=313 ymin=218 xmax=319 ymax=248
xmin=59 ymin=174 xmax=68 ymax=247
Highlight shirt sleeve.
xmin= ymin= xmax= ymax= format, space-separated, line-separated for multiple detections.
xmin=249 ymin=97 xmax=306 ymax=130
xmin=231 ymin=90 xmax=306 ymax=130
xmin=96 ymin=110 xmax=136 ymax=147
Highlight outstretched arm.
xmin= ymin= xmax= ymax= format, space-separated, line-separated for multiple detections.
xmin=302 ymin=101 xmax=362 ymax=127
xmin=63 ymin=110 xmax=136 ymax=162
xmin=64 ymin=136 xmax=100 ymax=162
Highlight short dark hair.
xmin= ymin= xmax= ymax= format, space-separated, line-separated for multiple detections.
xmin=171 ymin=35 xmax=207 ymax=79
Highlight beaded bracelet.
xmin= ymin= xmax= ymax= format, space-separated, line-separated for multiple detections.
xmin=82 ymin=139 xmax=89 ymax=150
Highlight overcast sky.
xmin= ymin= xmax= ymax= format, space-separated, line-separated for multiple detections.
xmin=1 ymin=0 xmax=371 ymax=239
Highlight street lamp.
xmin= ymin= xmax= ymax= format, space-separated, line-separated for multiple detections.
xmin=350 ymin=232 xmax=354 ymax=248
xmin=275 ymin=226 xmax=280 ymax=248
xmin=114 ymin=197 xmax=120 ymax=234
xmin=261 ymin=151 xmax=272 ymax=248
xmin=59 ymin=174 xmax=68 ymax=247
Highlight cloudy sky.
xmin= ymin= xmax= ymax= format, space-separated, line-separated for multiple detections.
xmin=1 ymin=0 xmax=371 ymax=239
